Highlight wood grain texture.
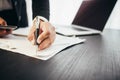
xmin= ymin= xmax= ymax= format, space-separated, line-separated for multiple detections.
xmin=0 ymin=29 xmax=120 ymax=80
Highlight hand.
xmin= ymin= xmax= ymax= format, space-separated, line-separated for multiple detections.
xmin=28 ymin=19 xmax=56 ymax=50
xmin=0 ymin=17 xmax=12 ymax=37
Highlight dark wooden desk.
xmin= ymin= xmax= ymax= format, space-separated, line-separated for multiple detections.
xmin=0 ymin=29 xmax=120 ymax=80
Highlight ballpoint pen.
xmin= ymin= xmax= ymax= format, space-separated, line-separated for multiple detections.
xmin=34 ymin=16 xmax=40 ymax=54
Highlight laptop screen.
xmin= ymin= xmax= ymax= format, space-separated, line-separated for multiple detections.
xmin=72 ymin=0 xmax=117 ymax=31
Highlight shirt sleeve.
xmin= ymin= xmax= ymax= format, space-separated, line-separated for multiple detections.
xmin=32 ymin=0 xmax=50 ymax=21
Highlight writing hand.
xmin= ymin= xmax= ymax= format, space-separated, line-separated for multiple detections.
xmin=28 ymin=19 xmax=56 ymax=50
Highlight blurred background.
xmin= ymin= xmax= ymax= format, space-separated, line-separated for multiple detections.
xmin=26 ymin=0 xmax=120 ymax=29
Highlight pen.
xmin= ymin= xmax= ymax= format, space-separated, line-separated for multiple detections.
xmin=34 ymin=16 xmax=40 ymax=53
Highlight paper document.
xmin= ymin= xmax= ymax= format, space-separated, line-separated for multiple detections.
xmin=0 ymin=34 xmax=85 ymax=60
xmin=12 ymin=27 xmax=30 ymax=36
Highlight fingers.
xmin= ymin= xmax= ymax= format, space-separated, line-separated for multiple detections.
xmin=0 ymin=30 xmax=7 ymax=37
xmin=27 ymin=22 xmax=36 ymax=41
xmin=0 ymin=17 xmax=7 ymax=26
xmin=0 ymin=29 xmax=12 ymax=37
xmin=38 ymin=29 xmax=56 ymax=50
xmin=37 ymin=28 xmax=49 ymax=44
xmin=0 ymin=17 xmax=9 ymax=37
xmin=28 ymin=19 xmax=56 ymax=50
xmin=37 ymin=22 xmax=55 ymax=44
xmin=0 ymin=30 xmax=6 ymax=34
xmin=28 ymin=21 xmax=49 ymax=43
xmin=38 ymin=37 xmax=51 ymax=50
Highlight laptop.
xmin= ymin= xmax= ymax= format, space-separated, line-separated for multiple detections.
xmin=55 ymin=0 xmax=117 ymax=36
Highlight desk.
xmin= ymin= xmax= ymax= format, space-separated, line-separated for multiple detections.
xmin=0 ymin=29 xmax=120 ymax=80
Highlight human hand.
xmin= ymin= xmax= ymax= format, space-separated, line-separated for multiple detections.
xmin=0 ymin=17 xmax=12 ymax=37
xmin=28 ymin=19 xmax=56 ymax=50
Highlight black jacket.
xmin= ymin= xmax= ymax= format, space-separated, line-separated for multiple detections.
xmin=0 ymin=0 xmax=49 ymax=27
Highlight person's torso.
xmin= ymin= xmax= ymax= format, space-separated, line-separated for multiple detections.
xmin=0 ymin=0 xmax=28 ymax=28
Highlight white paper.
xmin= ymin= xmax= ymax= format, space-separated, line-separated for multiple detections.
xmin=0 ymin=34 xmax=85 ymax=60
xmin=12 ymin=27 xmax=30 ymax=36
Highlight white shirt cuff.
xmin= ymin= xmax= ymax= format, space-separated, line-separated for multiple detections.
xmin=36 ymin=16 xmax=48 ymax=22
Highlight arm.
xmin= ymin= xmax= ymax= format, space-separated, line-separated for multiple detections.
xmin=28 ymin=0 xmax=56 ymax=50
xmin=32 ymin=0 xmax=50 ymax=20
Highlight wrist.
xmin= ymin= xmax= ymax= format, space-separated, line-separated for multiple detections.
xmin=35 ymin=16 xmax=48 ymax=22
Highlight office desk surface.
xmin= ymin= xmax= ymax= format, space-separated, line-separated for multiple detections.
xmin=0 ymin=29 xmax=120 ymax=80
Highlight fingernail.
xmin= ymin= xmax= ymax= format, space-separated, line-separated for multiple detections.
xmin=37 ymin=39 xmax=41 ymax=44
